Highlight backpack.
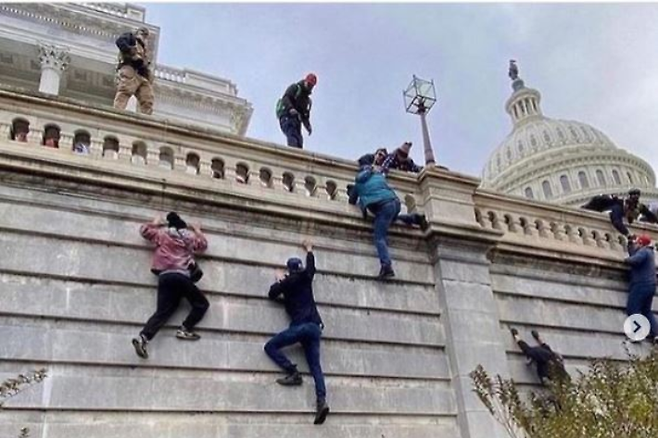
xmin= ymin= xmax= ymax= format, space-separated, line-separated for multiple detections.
xmin=275 ymin=83 xmax=302 ymax=119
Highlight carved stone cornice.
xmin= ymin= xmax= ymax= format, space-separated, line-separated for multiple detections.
xmin=37 ymin=43 xmax=71 ymax=72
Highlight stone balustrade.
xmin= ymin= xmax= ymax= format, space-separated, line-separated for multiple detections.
xmin=154 ymin=65 xmax=187 ymax=84
xmin=0 ymin=86 xmax=422 ymax=217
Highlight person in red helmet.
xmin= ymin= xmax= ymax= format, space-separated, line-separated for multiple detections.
xmin=276 ymin=73 xmax=317 ymax=149
xmin=624 ymin=234 xmax=658 ymax=345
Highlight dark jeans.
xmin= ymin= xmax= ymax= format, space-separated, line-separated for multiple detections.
xmin=264 ymin=322 xmax=326 ymax=400
xmin=627 ymin=283 xmax=658 ymax=338
xmin=140 ymin=273 xmax=210 ymax=340
xmin=368 ymin=199 xmax=420 ymax=267
xmin=279 ymin=116 xmax=303 ymax=148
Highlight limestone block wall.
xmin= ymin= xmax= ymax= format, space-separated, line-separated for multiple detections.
xmin=0 ymin=87 xmax=656 ymax=438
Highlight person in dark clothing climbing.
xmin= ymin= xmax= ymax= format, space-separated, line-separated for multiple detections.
xmin=349 ymin=154 xmax=429 ymax=280
xmin=510 ymin=328 xmax=570 ymax=386
xmin=624 ymin=234 xmax=658 ymax=344
xmin=582 ymin=188 xmax=658 ymax=237
xmin=132 ymin=212 xmax=209 ymax=359
xmin=264 ymin=239 xmax=330 ymax=425
xmin=276 ymin=73 xmax=317 ymax=148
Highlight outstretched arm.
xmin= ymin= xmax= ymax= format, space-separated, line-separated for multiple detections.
xmin=302 ymin=240 xmax=316 ymax=280
xmin=609 ymin=204 xmax=630 ymax=236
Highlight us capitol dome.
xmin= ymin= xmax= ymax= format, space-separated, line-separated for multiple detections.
xmin=480 ymin=61 xmax=658 ymax=208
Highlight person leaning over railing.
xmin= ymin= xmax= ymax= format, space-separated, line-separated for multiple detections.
xmin=581 ymin=188 xmax=658 ymax=238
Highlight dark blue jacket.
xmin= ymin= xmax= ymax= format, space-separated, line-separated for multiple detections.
xmin=350 ymin=166 xmax=398 ymax=214
xmin=268 ymin=251 xmax=323 ymax=327
xmin=625 ymin=244 xmax=656 ymax=286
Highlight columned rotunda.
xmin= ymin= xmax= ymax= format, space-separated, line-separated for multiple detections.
xmin=481 ymin=62 xmax=658 ymax=208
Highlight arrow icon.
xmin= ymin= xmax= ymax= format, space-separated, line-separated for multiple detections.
xmin=633 ymin=321 xmax=642 ymax=333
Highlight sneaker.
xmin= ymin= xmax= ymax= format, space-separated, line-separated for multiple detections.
xmin=531 ymin=330 xmax=541 ymax=342
xmin=176 ymin=327 xmax=201 ymax=341
xmin=377 ymin=265 xmax=395 ymax=281
xmin=276 ymin=371 xmax=303 ymax=386
xmin=417 ymin=214 xmax=429 ymax=231
xmin=131 ymin=334 xmax=149 ymax=359
xmin=314 ymin=398 xmax=330 ymax=425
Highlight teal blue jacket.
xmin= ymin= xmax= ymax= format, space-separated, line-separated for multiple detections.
xmin=351 ymin=166 xmax=398 ymax=213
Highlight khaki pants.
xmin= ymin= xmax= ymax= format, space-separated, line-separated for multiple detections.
xmin=113 ymin=65 xmax=154 ymax=115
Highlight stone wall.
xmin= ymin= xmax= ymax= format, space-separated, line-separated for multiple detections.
xmin=0 ymin=88 xmax=655 ymax=438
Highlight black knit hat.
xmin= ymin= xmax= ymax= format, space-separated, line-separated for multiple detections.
xmin=166 ymin=212 xmax=187 ymax=230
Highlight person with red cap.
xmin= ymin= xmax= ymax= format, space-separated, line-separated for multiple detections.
xmin=381 ymin=141 xmax=423 ymax=174
xmin=624 ymin=234 xmax=657 ymax=345
xmin=276 ymin=73 xmax=317 ymax=149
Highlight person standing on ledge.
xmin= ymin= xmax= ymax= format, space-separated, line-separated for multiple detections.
xmin=624 ymin=234 xmax=657 ymax=345
xmin=276 ymin=73 xmax=317 ymax=149
xmin=264 ymin=239 xmax=330 ymax=425
xmin=114 ymin=26 xmax=154 ymax=115
xmin=132 ymin=212 xmax=209 ymax=359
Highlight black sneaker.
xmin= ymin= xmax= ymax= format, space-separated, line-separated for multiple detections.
xmin=377 ymin=265 xmax=395 ymax=281
xmin=531 ymin=330 xmax=541 ymax=342
xmin=276 ymin=371 xmax=302 ymax=386
xmin=417 ymin=214 xmax=429 ymax=231
xmin=132 ymin=334 xmax=149 ymax=359
xmin=314 ymin=398 xmax=330 ymax=425
xmin=176 ymin=327 xmax=201 ymax=341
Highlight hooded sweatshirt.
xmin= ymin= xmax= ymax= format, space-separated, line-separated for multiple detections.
xmin=352 ymin=166 xmax=398 ymax=212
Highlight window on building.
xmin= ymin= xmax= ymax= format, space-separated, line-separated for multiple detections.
xmin=560 ymin=175 xmax=571 ymax=193
xmin=596 ymin=169 xmax=606 ymax=186
xmin=542 ymin=180 xmax=553 ymax=199
xmin=612 ymin=170 xmax=621 ymax=185
xmin=525 ymin=187 xmax=534 ymax=199
xmin=626 ymin=172 xmax=634 ymax=184
xmin=578 ymin=171 xmax=589 ymax=189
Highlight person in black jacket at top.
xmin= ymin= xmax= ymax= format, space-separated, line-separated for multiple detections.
xmin=582 ymin=188 xmax=658 ymax=237
xmin=276 ymin=73 xmax=317 ymax=148
xmin=264 ymin=239 xmax=329 ymax=425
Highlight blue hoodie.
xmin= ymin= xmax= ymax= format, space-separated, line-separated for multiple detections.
xmin=625 ymin=244 xmax=656 ymax=286
xmin=352 ymin=166 xmax=398 ymax=212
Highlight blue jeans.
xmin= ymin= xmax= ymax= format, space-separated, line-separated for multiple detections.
xmin=279 ymin=116 xmax=303 ymax=148
xmin=369 ymin=199 xmax=418 ymax=267
xmin=264 ymin=322 xmax=326 ymax=399
xmin=627 ymin=283 xmax=658 ymax=338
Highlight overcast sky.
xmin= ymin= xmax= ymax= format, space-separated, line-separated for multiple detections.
xmin=142 ymin=3 xmax=658 ymax=180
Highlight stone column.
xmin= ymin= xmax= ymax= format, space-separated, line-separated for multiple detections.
xmin=37 ymin=44 xmax=71 ymax=96
xmin=431 ymin=236 xmax=511 ymax=438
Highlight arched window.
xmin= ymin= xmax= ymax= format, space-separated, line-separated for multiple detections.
xmin=304 ymin=176 xmax=317 ymax=197
xmin=596 ymin=169 xmax=606 ymax=186
xmin=42 ymin=124 xmax=60 ymax=148
xmin=542 ymin=180 xmax=553 ymax=199
xmin=73 ymin=130 xmax=91 ymax=155
xmin=159 ymin=147 xmax=174 ymax=170
xmin=524 ymin=187 xmax=534 ymax=199
xmin=325 ymin=181 xmax=338 ymax=200
xmin=612 ymin=169 xmax=621 ymax=185
xmin=185 ymin=153 xmax=200 ymax=175
xmin=560 ymin=175 xmax=571 ymax=193
xmin=102 ymin=136 xmax=119 ymax=159
xmin=259 ymin=168 xmax=273 ymax=188
xmin=578 ymin=171 xmax=589 ymax=189
xmin=131 ymin=141 xmax=147 ymax=165
xmin=10 ymin=118 xmax=29 ymax=142
xmin=211 ymin=158 xmax=224 ymax=179
xmin=235 ymin=163 xmax=249 ymax=184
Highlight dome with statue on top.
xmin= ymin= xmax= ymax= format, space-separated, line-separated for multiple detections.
xmin=480 ymin=60 xmax=658 ymax=208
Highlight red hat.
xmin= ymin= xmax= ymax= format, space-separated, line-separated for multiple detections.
xmin=305 ymin=73 xmax=318 ymax=86
xmin=636 ymin=234 xmax=652 ymax=246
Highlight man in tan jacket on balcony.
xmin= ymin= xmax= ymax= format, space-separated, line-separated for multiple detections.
xmin=113 ymin=27 xmax=154 ymax=115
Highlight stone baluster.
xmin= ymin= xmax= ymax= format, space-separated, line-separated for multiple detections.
xmin=565 ymin=226 xmax=581 ymax=244
xmin=59 ymin=132 xmax=74 ymax=152
xmin=200 ymin=160 xmax=212 ymax=178
xmin=579 ymin=228 xmax=596 ymax=246
xmin=504 ymin=214 xmax=521 ymax=233
xmin=520 ymin=217 xmax=538 ymax=237
xmin=550 ymin=222 xmax=567 ymax=241
xmin=536 ymin=220 xmax=551 ymax=239
xmin=89 ymin=138 xmax=103 ymax=158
